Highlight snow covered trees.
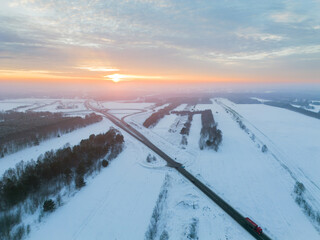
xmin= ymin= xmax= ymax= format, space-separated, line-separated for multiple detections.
xmin=43 ymin=199 xmax=55 ymax=212
xmin=0 ymin=128 xmax=125 ymax=238
xmin=0 ymin=111 xmax=103 ymax=157
xmin=143 ymin=103 xmax=180 ymax=128
xmin=146 ymin=154 xmax=157 ymax=163
xmin=261 ymin=145 xmax=268 ymax=153
xmin=294 ymin=181 xmax=320 ymax=227
xmin=199 ymin=110 xmax=222 ymax=151
xmin=102 ymin=159 xmax=109 ymax=167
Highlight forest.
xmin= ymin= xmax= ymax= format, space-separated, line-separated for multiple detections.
xmin=0 ymin=111 xmax=103 ymax=157
xmin=265 ymin=101 xmax=320 ymax=119
xmin=199 ymin=110 xmax=222 ymax=151
xmin=143 ymin=103 xmax=180 ymax=128
xmin=0 ymin=128 xmax=124 ymax=240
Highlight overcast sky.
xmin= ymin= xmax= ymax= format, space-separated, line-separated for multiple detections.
xmin=0 ymin=0 xmax=319 ymax=83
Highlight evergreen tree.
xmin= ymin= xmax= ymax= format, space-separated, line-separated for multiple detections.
xmin=43 ymin=199 xmax=55 ymax=212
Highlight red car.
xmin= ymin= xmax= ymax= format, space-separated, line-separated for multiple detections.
xmin=245 ymin=217 xmax=263 ymax=235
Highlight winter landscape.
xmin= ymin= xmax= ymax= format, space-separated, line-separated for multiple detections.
xmin=1 ymin=0 xmax=320 ymax=239
xmin=0 ymin=90 xmax=320 ymax=240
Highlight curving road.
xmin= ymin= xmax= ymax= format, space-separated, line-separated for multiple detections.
xmin=86 ymin=101 xmax=272 ymax=240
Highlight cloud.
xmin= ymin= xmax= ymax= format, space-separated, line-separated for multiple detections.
xmin=0 ymin=0 xmax=320 ymax=83
xmin=236 ymin=28 xmax=284 ymax=41
xmin=270 ymin=12 xmax=306 ymax=23
xmin=229 ymin=45 xmax=320 ymax=60
xmin=76 ymin=66 xmax=119 ymax=72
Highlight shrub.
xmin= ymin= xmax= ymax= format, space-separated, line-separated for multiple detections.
xmin=0 ymin=210 xmax=21 ymax=237
xmin=102 ymin=160 xmax=109 ymax=167
xmin=75 ymin=175 xmax=86 ymax=189
xmin=294 ymin=181 xmax=305 ymax=196
xmin=43 ymin=199 xmax=55 ymax=212
xmin=261 ymin=145 xmax=268 ymax=153
xmin=160 ymin=230 xmax=169 ymax=240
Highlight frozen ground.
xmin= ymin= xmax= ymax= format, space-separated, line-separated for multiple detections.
xmin=2 ymin=98 xmax=320 ymax=239
xmin=26 ymin=126 xmax=253 ymax=240
xmin=0 ymin=98 xmax=89 ymax=113
xmin=27 ymin=129 xmax=167 ymax=240
xmin=144 ymin=170 xmax=253 ymax=240
xmin=100 ymin=101 xmax=154 ymax=110
xmin=222 ymin=100 xmax=320 ymax=187
xmin=188 ymin=100 xmax=320 ymax=239
xmin=125 ymin=99 xmax=320 ymax=239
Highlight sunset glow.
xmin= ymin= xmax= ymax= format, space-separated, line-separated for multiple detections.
xmin=76 ymin=67 xmax=120 ymax=72
xmin=105 ymin=74 xmax=163 ymax=83
xmin=0 ymin=1 xmax=319 ymax=84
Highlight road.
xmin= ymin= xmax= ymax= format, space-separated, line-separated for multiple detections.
xmin=86 ymin=101 xmax=272 ymax=240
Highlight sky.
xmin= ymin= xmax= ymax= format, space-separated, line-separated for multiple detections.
xmin=0 ymin=0 xmax=320 ymax=84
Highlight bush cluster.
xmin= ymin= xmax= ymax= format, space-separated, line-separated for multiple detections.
xmin=0 ymin=111 xmax=103 ymax=157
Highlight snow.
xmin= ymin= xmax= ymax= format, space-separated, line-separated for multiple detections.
xmin=150 ymin=171 xmax=253 ymax=240
xmin=2 ymin=97 xmax=320 ymax=239
xmin=153 ymin=103 xmax=170 ymax=111
xmin=0 ymin=102 xmax=31 ymax=111
xmin=108 ymin=109 xmax=141 ymax=119
xmin=0 ymin=98 xmax=89 ymax=113
xmin=28 ymin=133 xmax=166 ymax=240
xmin=100 ymin=101 xmax=154 ymax=109
xmin=290 ymin=103 xmax=320 ymax=113
xmin=124 ymin=99 xmax=320 ymax=239
xmin=198 ymin=99 xmax=320 ymax=239
xmin=310 ymin=104 xmax=320 ymax=113
xmin=186 ymin=114 xmax=201 ymax=152
xmin=172 ymin=103 xmax=188 ymax=111
xmin=32 ymin=101 xmax=88 ymax=113
xmin=227 ymin=101 xmax=320 ymax=191
xmin=250 ymin=97 xmax=271 ymax=103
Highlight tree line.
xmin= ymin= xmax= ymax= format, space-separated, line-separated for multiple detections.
xmin=0 ymin=111 xmax=103 ymax=157
xmin=265 ymin=101 xmax=320 ymax=119
xmin=199 ymin=110 xmax=222 ymax=151
xmin=0 ymin=128 xmax=124 ymax=239
xmin=143 ymin=103 xmax=180 ymax=128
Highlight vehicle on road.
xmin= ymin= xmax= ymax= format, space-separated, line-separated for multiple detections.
xmin=245 ymin=217 xmax=263 ymax=235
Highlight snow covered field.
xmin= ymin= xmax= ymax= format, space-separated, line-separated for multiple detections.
xmin=2 ymin=98 xmax=320 ymax=239
xmin=0 ymin=98 xmax=89 ymax=113
xmin=126 ymin=99 xmax=320 ymax=239
xmin=27 ymin=132 xmax=167 ymax=240
xmin=100 ymin=101 xmax=154 ymax=110
xmin=187 ymin=100 xmax=320 ymax=239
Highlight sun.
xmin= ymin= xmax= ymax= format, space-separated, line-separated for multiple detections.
xmin=108 ymin=74 xmax=121 ymax=83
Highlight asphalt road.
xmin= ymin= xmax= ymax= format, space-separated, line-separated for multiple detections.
xmin=86 ymin=102 xmax=272 ymax=240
